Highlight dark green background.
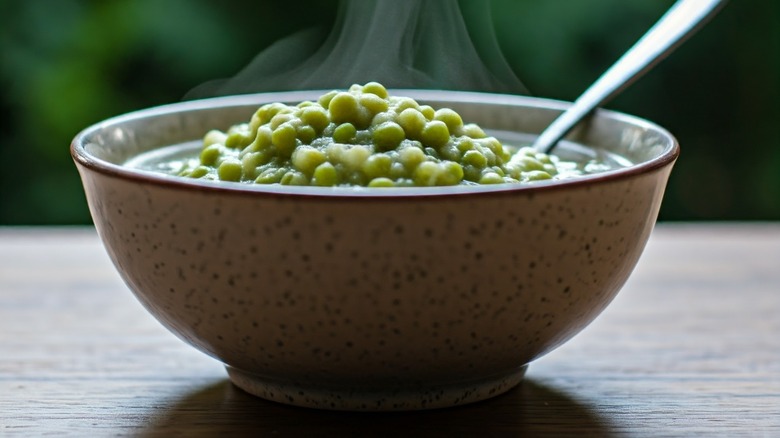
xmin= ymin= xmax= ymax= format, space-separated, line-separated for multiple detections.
xmin=1 ymin=0 xmax=777 ymax=224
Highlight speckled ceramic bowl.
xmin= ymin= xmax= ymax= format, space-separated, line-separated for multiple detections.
xmin=72 ymin=90 xmax=677 ymax=411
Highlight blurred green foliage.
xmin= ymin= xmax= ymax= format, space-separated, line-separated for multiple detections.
xmin=0 ymin=0 xmax=777 ymax=224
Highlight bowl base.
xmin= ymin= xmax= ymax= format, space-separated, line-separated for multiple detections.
xmin=225 ymin=365 xmax=528 ymax=411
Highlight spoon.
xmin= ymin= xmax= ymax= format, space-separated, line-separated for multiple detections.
xmin=530 ymin=0 xmax=726 ymax=155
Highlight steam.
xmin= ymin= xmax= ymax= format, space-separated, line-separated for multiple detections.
xmin=186 ymin=0 xmax=526 ymax=98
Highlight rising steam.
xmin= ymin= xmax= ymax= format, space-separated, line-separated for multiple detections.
xmin=186 ymin=0 xmax=526 ymax=98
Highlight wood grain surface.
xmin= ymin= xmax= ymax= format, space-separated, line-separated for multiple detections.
xmin=1 ymin=224 xmax=779 ymax=437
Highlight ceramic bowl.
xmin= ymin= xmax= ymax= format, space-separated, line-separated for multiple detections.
xmin=71 ymin=90 xmax=677 ymax=411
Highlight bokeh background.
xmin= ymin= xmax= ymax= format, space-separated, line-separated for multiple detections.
xmin=1 ymin=0 xmax=777 ymax=225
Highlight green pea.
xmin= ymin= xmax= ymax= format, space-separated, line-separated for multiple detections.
xmin=421 ymin=121 xmax=450 ymax=148
xmin=525 ymin=170 xmax=552 ymax=181
xmin=272 ymin=123 xmax=298 ymax=157
xmin=371 ymin=111 xmax=397 ymax=127
xmin=225 ymin=128 xmax=253 ymax=150
xmin=280 ymin=170 xmax=309 ymax=186
xmin=362 ymin=82 xmax=388 ymax=98
xmin=342 ymin=145 xmax=371 ymax=170
xmin=200 ymin=144 xmax=221 ymax=166
xmin=333 ymin=123 xmax=357 ymax=143
xmin=188 ymin=166 xmax=210 ymax=179
xmin=373 ymin=121 xmax=405 ymax=152
xmin=300 ymin=106 xmax=330 ymax=132
xmin=270 ymin=113 xmax=295 ymax=130
xmin=434 ymin=108 xmax=463 ymax=132
xmin=297 ymin=125 xmax=316 ymax=144
xmin=255 ymin=167 xmax=285 ymax=184
xmin=543 ymin=163 xmax=558 ymax=175
xmin=479 ymin=172 xmax=504 ymax=184
xmin=413 ymin=161 xmax=439 ymax=186
xmin=389 ymin=162 xmax=407 ymax=179
xmin=248 ymin=126 xmax=272 ymax=152
xmin=329 ymin=92 xmax=360 ymax=125
xmin=291 ymin=146 xmax=327 ymax=176
xmin=438 ymin=161 xmax=464 ymax=185
xmin=462 ymin=150 xmax=487 ymax=168
xmin=463 ymin=164 xmax=482 ymax=182
xmin=312 ymin=162 xmax=338 ymax=186
xmin=256 ymin=103 xmax=287 ymax=125
xmin=392 ymin=97 xmax=420 ymax=113
xmin=217 ymin=159 xmax=242 ymax=182
xmin=398 ymin=146 xmax=426 ymax=169
xmin=318 ymin=90 xmax=338 ymax=109
xmin=456 ymin=137 xmax=475 ymax=152
xmin=241 ymin=152 xmax=265 ymax=179
xmin=418 ymin=105 xmax=435 ymax=120
xmin=439 ymin=144 xmax=461 ymax=161
xmin=362 ymin=153 xmax=392 ymax=179
xmin=517 ymin=156 xmax=545 ymax=171
xmin=461 ymin=123 xmax=487 ymax=139
xmin=368 ymin=177 xmax=394 ymax=187
xmin=397 ymin=108 xmax=426 ymax=139
xmin=203 ymin=130 xmax=227 ymax=147
xmin=359 ymin=93 xmax=389 ymax=115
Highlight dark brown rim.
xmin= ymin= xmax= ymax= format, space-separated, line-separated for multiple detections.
xmin=71 ymin=90 xmax=679 ymax=200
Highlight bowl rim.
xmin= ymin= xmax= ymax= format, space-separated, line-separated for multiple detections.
xmin=71 ymin=89 xmax=679 ymax=199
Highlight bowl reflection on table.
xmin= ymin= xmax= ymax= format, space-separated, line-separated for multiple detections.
xmin=71 ymin=90 xmax=677 ymax=411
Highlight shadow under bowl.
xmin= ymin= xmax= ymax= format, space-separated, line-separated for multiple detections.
xmin=71 ymin=90 xmax=677 ymax=411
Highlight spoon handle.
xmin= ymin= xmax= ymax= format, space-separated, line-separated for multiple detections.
xmin=532 ymin=0 xmax=726 ymax=154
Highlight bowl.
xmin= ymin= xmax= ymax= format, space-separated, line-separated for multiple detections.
xmin=71 ymin=90 xmax=677 ymax=411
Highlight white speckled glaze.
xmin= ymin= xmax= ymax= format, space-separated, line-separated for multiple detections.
xmin=72 ymin=91 xmax=677 ymax=411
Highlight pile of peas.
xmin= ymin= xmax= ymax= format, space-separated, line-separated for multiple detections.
xmin=180 ymin=82 xmax=562 ymax=187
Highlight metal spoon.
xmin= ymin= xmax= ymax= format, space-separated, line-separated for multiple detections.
xmin=531 ymin=0 xmax=726 ymax=155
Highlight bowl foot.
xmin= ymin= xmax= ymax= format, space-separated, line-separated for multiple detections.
xmin=225 ymin=365 xmax=528 ymax=411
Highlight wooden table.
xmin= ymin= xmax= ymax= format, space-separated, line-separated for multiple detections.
xmin=1 ymin=224 xmax=778 ymax=436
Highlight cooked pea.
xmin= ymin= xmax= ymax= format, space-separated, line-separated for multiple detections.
xmin=200 ymin=144 xmax=221 ymax=166
xmin=517 ymin=156 xmax=545 ymax=171
xmin=217 ymin=159 xmax=242 ymax=182
xmin=362 ymin=82 xmax=388 ymax=98
xmin=255 ymin=167 xmax=286 ymax=184
xmin=318 ymin=90 xmax=338 ymax=108
xmin=434 ymin=108 xmax=463 ymax=132
xmin=397 ymin=108 xmax=426 ymax=139
xmin=373 ymin=122 xmax=405 ymax=152
xmin=438 ymin=161 xmax=464 ymax=185
xmin=341 ymin=145 xmax=371 ymax=170
xmin=360 ymin=93 xmax=389 ymax=114
xmin=479 ymin=172 xmax=503 ymax=184
xmin=462 ymin=150 xmax=487 ymax=168
xmin=371 ymin=111 xmax=397 ymax=127
xmin=362 ymin=153 xmax=392 ymax=179
xmin=421 ymin=121 xmax=450 ymax=148
xmin=329 ymin=92 xmax=360 ymax=125
xmin=418 ymin=105 xmax=435 ymax=120
xmin=272 ymin=123 xmax=298 ymax=157
xmin=312 ymin=162 xmax=338 ymax=186
xmin=188 ymin=166 xmax=210 ymax=179
xmin=296 ymin=125 xmax=316 ymax=144
xmin=413 ymin=161 xmax=439 ymax=186
xmin=291 ymin=146 xmax=327 ymax=176
xmin=368 ymin=177 xmax=394 ymax=187
xmin=461 ymin=123 xmax=487 ymax=138
xmin=398 ymin=146 xmax=426 ymax=169
xmin=204 ymin=130 xmax=227 ymax=147
xmin=392 ymin=97 xmax=420 ymax=113
xmin=333 ymin=123 xmax=357 ymax=144
xmin=270 ymin=113 xmax=294 ymax=130
xmin=280 ymin=170 xmax=308 ymax=186
xmin=300 ymin=106 xmax=330 ymax=132
xmin=526 ymin=170 xmax=552 ymax=181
